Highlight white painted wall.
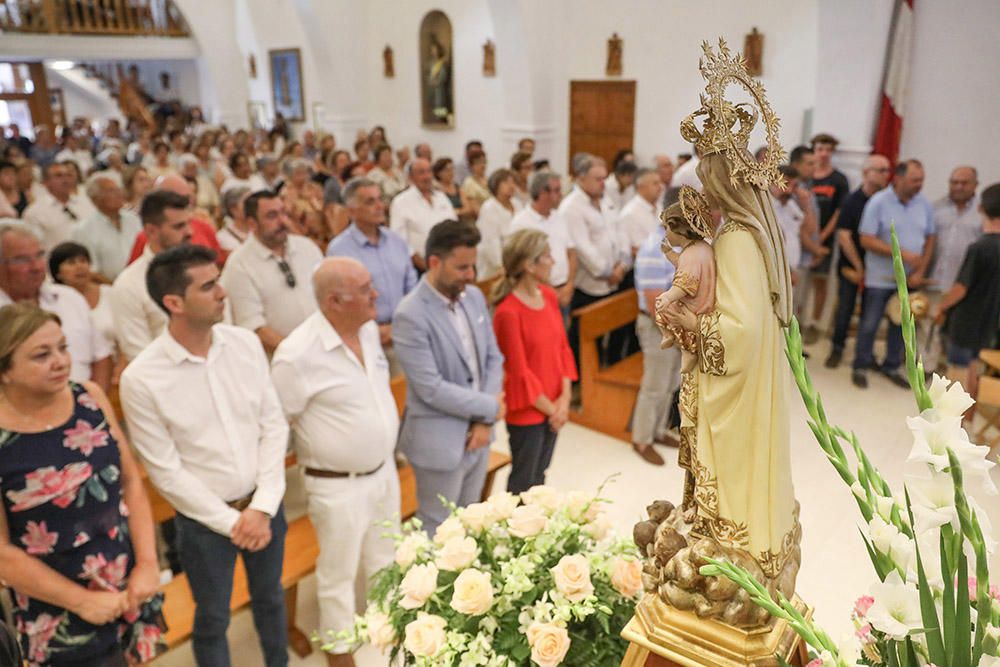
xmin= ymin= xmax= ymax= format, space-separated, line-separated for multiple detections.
xmin=46 ymin=66 xmax=122 ymax=123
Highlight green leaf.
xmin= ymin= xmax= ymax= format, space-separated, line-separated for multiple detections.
xmin=903 ymin=489 xmax=946 ymax=666
xmin=953 ymin=549 xmax=972 ymax=667
xmin=941 ymin=531 xmax=955 ymax=660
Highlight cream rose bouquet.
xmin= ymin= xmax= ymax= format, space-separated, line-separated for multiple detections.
xmin=700 ymin=229 xmax=1000 ymax=666
xmin=324 ymin=485 xmax=641 ymax=665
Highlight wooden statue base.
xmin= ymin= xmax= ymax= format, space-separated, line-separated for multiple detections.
xmin=620 ymin=593 xmax=811 ymax=667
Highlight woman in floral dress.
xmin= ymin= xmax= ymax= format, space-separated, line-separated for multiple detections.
xmin=0 ymin=304 xmax=166 ymax=666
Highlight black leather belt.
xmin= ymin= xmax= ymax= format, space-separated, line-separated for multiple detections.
xmin=226 ymin=491 xmax=255 ymax=512
xmin=304 ymin=461 xmax=385 ymax=479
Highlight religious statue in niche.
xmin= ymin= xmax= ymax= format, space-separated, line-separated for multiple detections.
xmin=606 ymin=32 xmax=623 ymax=76
xmin=383 ymin=45 xmax=394 ymax=78
xmin=634 ymin=39 xmax=801 ymax=631
xmin=419 ymin=10 xmax=454 ymax=127
xmin=482 ymin=39 xmax=496 ymax=77
xmin=248 ymin=53 xmax=257 ymax=79
xmin=744 ymin=27 xmax=764 ymax=76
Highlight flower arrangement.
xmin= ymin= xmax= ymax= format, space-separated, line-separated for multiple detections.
xmin=326 ymin=485 xmax=642 ymax=666
xmin=700 ymin=229 xmax=1000 ymax=666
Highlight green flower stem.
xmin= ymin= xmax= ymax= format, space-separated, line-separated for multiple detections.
xmin=889 ymin=225 xmax=932 ymax=412
xmin=947 ymin=448 xmax=992 ymax=664
xmin=698 ymin=558 xmax=848 ymax=664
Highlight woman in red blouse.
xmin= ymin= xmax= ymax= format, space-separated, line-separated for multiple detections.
xmin=491 ymin=229 xmax=577 ymax=494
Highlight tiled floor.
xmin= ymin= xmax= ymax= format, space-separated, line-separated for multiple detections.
xmin=155 ymin=339 xmax=1000 ymax=665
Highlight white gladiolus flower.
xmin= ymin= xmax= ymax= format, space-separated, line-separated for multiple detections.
xmin=906 ymin=473 xmax=959 ymax=534
xmin=979 ymin=655 xmax=1000 ymax=667
xmin=867 ymin=516 xmax=914 ymax=572
xmin=867 ymin=571 xmax=922 ymax=640
xmin=928 ymin=374 xmax=975 ymax=418
xmin=906 ymin=412 xmax=972 ymax=471
xmin=875 ymin=494 xmax=897 ymax=522
xmin=966 ymin=495 xmax=999 ymax=555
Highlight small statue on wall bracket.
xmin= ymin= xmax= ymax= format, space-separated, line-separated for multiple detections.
xmin=383 ymin=45 xmax=395 ymax=78
xmin=248 ymin=53 xmax=257 ymax=79
xmin=483 ymin=39 xmax=496 ymax=77
xmin=743 ymin=27 xmax=764 ymax=76
xmin=606 ymin=32 xmax=623 ymax=76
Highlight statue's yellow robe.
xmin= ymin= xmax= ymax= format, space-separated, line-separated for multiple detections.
xmin=691 ymin=221 xmax=799 ymax=579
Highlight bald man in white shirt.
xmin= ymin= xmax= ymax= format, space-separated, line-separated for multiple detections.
xmin=272 ymin=258 xmax=399 ymax=667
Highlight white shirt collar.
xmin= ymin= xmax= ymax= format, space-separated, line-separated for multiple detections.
xmin=160 ymin=327 xmax=225 ymax=365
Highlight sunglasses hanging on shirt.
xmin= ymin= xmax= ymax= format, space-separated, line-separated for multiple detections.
xmin=276 ymin=258 xmax=296 ymax=288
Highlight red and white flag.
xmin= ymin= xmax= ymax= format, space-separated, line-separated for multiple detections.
xmin=873 ymin=0 xmax=914 ymax=165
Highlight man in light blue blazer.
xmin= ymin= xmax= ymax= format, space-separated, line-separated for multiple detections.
xmin=393 ymin=219 xmax=505 ymax=536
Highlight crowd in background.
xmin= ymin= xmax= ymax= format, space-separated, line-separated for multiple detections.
xmin=0 ymin=109 xmax=998 ymax=667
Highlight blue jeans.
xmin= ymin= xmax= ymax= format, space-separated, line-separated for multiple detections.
xmin=174 ymin=506 xmax=288 ymax=667
xmin=830 ymin=274 xmax=860 ymax=354
xmin=947 ymin=342 xmax=979 ymax=367
xmin=852 ymin=287 xmax=904 ymax=372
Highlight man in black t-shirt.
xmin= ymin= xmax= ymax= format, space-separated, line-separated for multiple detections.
xmin=934 ymin=181 xmax=1000 ymax=404
xmin=825 ymin=154 xmax=892 ymax=369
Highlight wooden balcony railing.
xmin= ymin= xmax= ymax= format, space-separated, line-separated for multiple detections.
xmin=0 ymin=0 xmax=189 ymax=37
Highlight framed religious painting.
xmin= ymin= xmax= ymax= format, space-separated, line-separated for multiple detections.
xmin=269 ymin=48 xmax=305 ymax=122
xmin=419 ymin=10 xmax=454 ymax=128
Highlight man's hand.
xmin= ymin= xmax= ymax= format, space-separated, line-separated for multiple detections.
xmin=495 ymin=391 xmax=506 ymax=422
xmin=900 ymin=250 xmax=922 ymax=266
xmin=466 ymin=423 xmax=492 ymax=451
xmin=557 ymin=283 xmax=574 ymax=308
xmin=231 ymin=509 xmax=272 ymax=552
xmin=907 ymin=272 xmax=929 ymax=289
xmin=378 ymin=323 xmax=393 ymax=346
xmin=125 ymin=561 xmax=160 ymax=615
xmin=608 ymin=263 xmax=626 ymax=288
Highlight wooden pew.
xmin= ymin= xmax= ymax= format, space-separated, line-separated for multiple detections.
xmin=149 ymin=374 xmax=511 ymax=659
xmin=570 ymin=290 xmax=643 ymax=442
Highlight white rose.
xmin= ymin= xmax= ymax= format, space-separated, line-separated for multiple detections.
xmin=485 ymin=491 xmax=520 ymax=520
xmin=521 ymin=485 xmax=563 ymax=513
xmin=365 ymin=610 xmax=396 ymax=652
xmin=433 ymin=516 xmax=467 ymax=545
xmin=527 ymin=622 xmax=571 ymax=667
xmin=508 ymin=503 xmax=548 ymax=538
xmin=435 ymin=535 xmax=478 ymax=571
xmin=565 ymin=490 xmax=600 ymax=522
xmin=460 ymin=502 xmax=496 ymax=531
xmin=449 ymin=568 xmax=494 ymax=615
xmin=403 ymin=612 xmax=448 ymax=658
xmin=551 ymin=554 xmax=594 ymax=602
xmin=583 ymin=512 xmax=613 ymax=541
xmin=609 ymin=557 xmax=643 ymax=598
xmin=395 ymin=533 xmax=427 ymax=569
xmin=399 ymin=563 xmax=438 ymax=609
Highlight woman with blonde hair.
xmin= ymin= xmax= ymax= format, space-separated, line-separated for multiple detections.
xmin=491 ymin=229 xmax=577 ymax=493
xmin=0 ymin=304 xmax=165 ymax=665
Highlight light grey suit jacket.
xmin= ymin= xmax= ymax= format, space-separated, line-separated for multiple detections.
xmin=392 ymin=278 xmax=504 ymax=472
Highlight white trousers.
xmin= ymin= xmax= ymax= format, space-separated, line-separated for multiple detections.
xmin=303 ymin=462 xmax=400 ymax=650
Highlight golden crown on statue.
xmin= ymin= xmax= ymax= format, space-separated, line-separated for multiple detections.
xmin=680 ymin=38 xmax=785 ymax=190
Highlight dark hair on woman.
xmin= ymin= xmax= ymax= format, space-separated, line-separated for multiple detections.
xmin=611 ymin=148 xmax=634 ymax=171
xmin=432 ymin=157 xmax=454 ymax=181
xmin=373 ymin=143 xmax=393 ymax=162
xmin=467 ymin=149 xmax=486 ymax=166
xmin=340 ymin=161 xmax=362 ymax=183
xmin=487 ymin=168 xmax=515 ymax=196
xmin=146 ymin=245 xmax=218 ymax=314
xmin=48 ymin=242 xmax=91 ymax=283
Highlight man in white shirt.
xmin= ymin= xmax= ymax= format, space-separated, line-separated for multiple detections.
xmin=22 ymin=161 xmax=96 ymax=250
xmin=220 ymin=191 xmax=323 ymax=355
xmin=603 ymin=159 xmax=638 ymax=212
xmin=561 ymin=153 xmax=628 ymax=362
xmin=672 ymin=148 xmax=702 ymax=190
xmin=110 ymin=190 xmax=193 ymax=361
xmin=653 ymin=154 xmax=675 ymax=212
xmin=272 ymin=257 xmax=399 ymax=667
xmin=368 ymin=143 xmax=408 ymax=204
xmin=120 ymin=244 xmax=289 ymax=667
xmin=618 ymin=168 xmax=665 ymax=258
xmin=71 ymin=176 xmax=142 ymax=281
xmin=510 ymin=170 xmax=577 ymax=311
xmin=389 ymin=158 xmax=456 ymax=272
xmin=0 ymin=223 xmax=112 ymax=390
xmin=54 ymin=133 xmax=94 ymax=176
xmin=770 ymin=165 xmax=807 ymax=289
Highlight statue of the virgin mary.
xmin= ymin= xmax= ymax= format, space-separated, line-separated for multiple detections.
xmin=633 ymin=39 xmax=801 ymax=629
